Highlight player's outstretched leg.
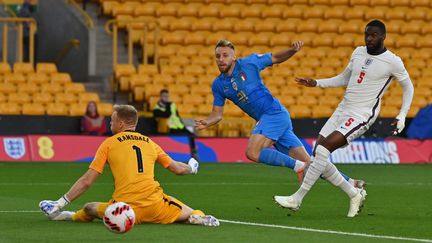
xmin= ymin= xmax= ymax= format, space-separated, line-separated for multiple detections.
xmin=347 ymin=189 xmax=367 ymax=217
xmin=258 ymin=148 xmax=305 ymax=181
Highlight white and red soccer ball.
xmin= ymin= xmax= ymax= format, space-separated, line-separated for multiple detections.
xmin=103 ymin=202 xmax=135 ymax=233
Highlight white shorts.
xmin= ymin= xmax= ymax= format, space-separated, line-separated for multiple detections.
xmin=319 ymin=107 xmax=379 ymax=144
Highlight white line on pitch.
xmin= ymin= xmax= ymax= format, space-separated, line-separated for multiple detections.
xmin=0 ymin=182 xmax=431 ymax=186
xmin=0 ymin=210 xmax=40 ymax=213
xmin=220 ymin=219 xmax=432 ymax=243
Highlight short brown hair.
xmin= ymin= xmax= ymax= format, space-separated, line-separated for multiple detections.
xmin=113 ymin=104 xmax=138 ymax=126
xmin=215 ymin=39 xmax=235 ymax=51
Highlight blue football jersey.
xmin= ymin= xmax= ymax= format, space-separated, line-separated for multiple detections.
xmin=212 ymin=53 xmax=285 ymax=120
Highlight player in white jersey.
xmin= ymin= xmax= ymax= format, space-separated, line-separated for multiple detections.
xmin=274 ymin=20 xmax=414 ymax=217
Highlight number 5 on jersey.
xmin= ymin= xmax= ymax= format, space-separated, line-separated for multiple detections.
xmin=132 ymin=145 xmax=144 ymax=173
xmin=357 ymin=71 xmax=365 ymax=84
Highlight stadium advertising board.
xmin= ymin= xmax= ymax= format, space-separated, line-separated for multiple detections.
xmin=0 ymin=135 xmax=430 ymax=163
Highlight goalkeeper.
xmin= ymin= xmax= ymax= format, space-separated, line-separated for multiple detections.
xmin=39 ymin=104 xmax=219 ymax=226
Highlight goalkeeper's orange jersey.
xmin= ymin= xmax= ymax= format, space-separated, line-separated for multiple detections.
xmin=89 ymin=131 xmax=172 ymax=207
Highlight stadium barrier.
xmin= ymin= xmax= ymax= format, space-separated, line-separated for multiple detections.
xmin=0 ymin=135 xmax=431 ymax=164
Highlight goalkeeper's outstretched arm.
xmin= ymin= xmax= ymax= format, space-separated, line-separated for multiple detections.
xmin=167 ymin=158 xmax=199 ymax=175
xmin=194 ymin=105 xmax=224 ymax=130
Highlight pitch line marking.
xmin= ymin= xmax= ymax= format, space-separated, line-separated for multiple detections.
xmin=0 ymin=211 xmax=430 ymax=242
xmin=220 ymin=219 xmax=432 ymax=243
xmin=1 ymin=182 xmax=432 ymax=186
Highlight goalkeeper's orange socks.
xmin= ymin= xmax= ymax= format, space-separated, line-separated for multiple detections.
xmin=72 ymin=209 xmax=93 ymax=222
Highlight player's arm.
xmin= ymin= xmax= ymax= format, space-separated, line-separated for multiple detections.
xmin=272 ymin=41 xmax=303 ymax=64
xmin=391 ymin=77 xmax=414 ymax=135
xmin=295 ymin=65 xmax=352 ymax=88
xmin=166 ymin=158 xmax=199 ymax=175
xmin=195 ymin=105 xmax=224 ymax=130
xmin=39 ymin=169 xmax=100 ymax=216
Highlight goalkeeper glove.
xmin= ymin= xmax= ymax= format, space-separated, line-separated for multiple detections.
xmin=188 ymin=158 xmax=199 ymax=175
xmin=39 ymin=195 xmax=70 ymax=216
xmin=392 ymin=114 xmax=406 ymax=135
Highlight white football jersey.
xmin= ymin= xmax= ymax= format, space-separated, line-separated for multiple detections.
xmin=320 ymin=47 xmax=410 ymax=119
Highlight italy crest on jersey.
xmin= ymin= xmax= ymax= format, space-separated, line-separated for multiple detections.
xmin=3 ymin=138 xmax=26 ymax=159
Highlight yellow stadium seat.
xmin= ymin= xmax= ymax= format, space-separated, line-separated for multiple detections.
xmin=312 ymin=105 xmax=334 ymax=118
xmin=192 ymin=20 xmax=213 ymax=32
xmin=405 ymin=8 xmax=428 ymax=21
xmin=184 ymin=66 xmax=206 ymax=76
xmin=156 ymin=3 xmax=180 ymax=17
xmin=55 ymin=93 xmax=77 ymax=105
xmin=153 ymin=74 xmax=175 ymax=85
xmin=421 ymin=24 xmax=432 ymax=35
xmin=380 ymin=105 xmax=400 ymax=118
xmin=198 ymin=5 xmax=219 ymax=18
xmin=224 ymin=103 xmax=243 ymax=117
xmin=303 ymin=7 xmax=325 ymax=19
xmin=176 ymin=4 xmax=200 ymax=18
xmin=45 ymin=102 xmax=68 ymax=116
xmin=130 ymin=74 xmax=151 ymax=88
xmin=411 ymin=97 xmax=428 ymax=108
xmin=0 ymin=62 xmax=11 ymax=74
xmin=102 ymin=0 xmax=119 ymax=16
xmin=18 ymin=83 xmax=39 ymax=93
xmin=197 ymin=103 xmax=213 ymax=116
xmin=0 ymin=93 xmax=6 ymax=102
xmin=297 ymin=95 xmax=318 ymax=106
xmin=261 ymin=6 xmax=283 ymax=19
xmin=296 ymin=20 xmax=319 ymax=33
xmin=248 ymin=35 xmax=271 ymax=46
xmin=97 ymin=103 xmax=114 ymax=116
xmin=407 ymin=105 xmax=420 ymax=118
xmin=226 ymin=32 xmax=251 ymax=46
xmin=343 ymin=7 xmax=364 ymax=20
xmin=176 ymin=103 xmax=196 ymax=117
xmin=40 ymin=83 xmax=63 ymax=94
xmin=319 ymin=95 xmax=340 ymax=107
xmin=240 ymin=5 xmax=261 ymax=19
xmin=190 ymin=85 xmax=211 ymax=96
xmin=8 ymin=92 xmax=31 ymax=104
xmin=289 ymin=105 xmax=312 ymax=118
xmin=396 ymin=36 xmax=417 ymax=48
xmin=114 ymin=64 xmax=136 ymax=80
xmin=80 ymin=92 xmax=100 ymax=104
xmin=169 ymin=56 xmax=190 ymax=66
xmin=161 ymin=32 xmax=186 ymax=45
xmin=134 ymin=4 xmax=156 ymax=17
xmin=36 ymin=63 xmax=57 ymax=75
xmin=417 ymin=36 xmax=432 ymax=48
xmin=13 ymin=62 xmax=34 ymax=75
xmin=282 ymin=7 xmax=303 ymax=19
xmin=385 ymin=9 xmax=405 ymax=20
xmin=0 ymin=103 xmax=21 ymax=115
xmin=303 ymin=87 xmax=324 ymax=96
xmin=278 ymin=96 xmax=296 ymax=106
xmin=390 ymin=0 xmax=410 ymax=7
xmin=22 ymin=102 xmax=45 ymax=115
xmin=133 ymin=86 xmax=146 ymax=102
xmin=182 ymin=95 xmax=205 ymax=105
xmin=325 ymin=88 xmax=345 ymax=97
xmin=401 ymin=22 xmax=422 ymax=35
xmin=318 ymin=20 xmax=341 ymax=33
xmin=51 ymin=73 xmax=72 ymax=84
xmin=234 ymin=20 xmax=255 ymax=33
xmin=69 ymin=103 xmax=87 ymax=116
xmin=184 ymin=34 xmax=206 ymax=45
xmin=138 ymin=64 xmax=159 ymax=76
xmin=145 ymin=84 xmax=167 ymax=98
xmin=324 ymin=7 xmax=345 ymax=19
xmin=175 ymin=74 xmax=197 ymax=85
xmin=32 ymin=93 xmax=53 ymax=105
xmin=112 ymin=3 xmax=134 ymax=17
xmin=158 ymin=45 xmax=181 ymax=59
xmin=3 ymin=73 xmax=26 ymax=84
xmin=312 ymin=34 xmax=334 ymax=47
xmin=410 ymin=0 xmax=430 ymax=7
xmin=64 ymin=83 xmax=86 ymax=94
xmin=27 ymin=73 xmax=49 ymax=84
xmin=0 ymin=83 xmax=16 ymax=93
xmin=280 ymin=85 xmax=301 ymax=96
xmin=220 ymin=120 xmax=241 ymax=137
xmin=169 ymin=17 xmax=194 ymax=31
xmin=161 ymin=65 xmax=183 ymax=76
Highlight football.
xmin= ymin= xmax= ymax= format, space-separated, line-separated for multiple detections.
xmin=103 ymin=202 xmax=135 ymax=234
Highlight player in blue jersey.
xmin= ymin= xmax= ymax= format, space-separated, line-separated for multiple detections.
xmin=195 ymin=40 xmax=362 ymax=186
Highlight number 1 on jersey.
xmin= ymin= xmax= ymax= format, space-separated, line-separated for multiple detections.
xmin=132 ymin=145 xmax=144 ymax=173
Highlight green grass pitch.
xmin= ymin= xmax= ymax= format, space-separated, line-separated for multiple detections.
xmin=0 ymin=162 xmax=431 ymax=243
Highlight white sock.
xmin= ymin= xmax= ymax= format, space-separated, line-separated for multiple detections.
xmin=293 ymin=160 xmax=305 ymax=172
xmin=292 ymin=145 xmax=330 ymax=203
xmin=322 ymin=162 xmax=358 ymax=198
